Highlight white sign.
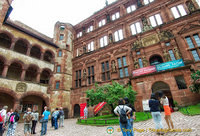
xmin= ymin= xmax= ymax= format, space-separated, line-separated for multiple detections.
xmin=142 ymin=100 xmax=150 ymax=111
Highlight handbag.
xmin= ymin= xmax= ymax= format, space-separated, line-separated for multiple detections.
xmin=40 ymin=117 xmax=48 ymax=123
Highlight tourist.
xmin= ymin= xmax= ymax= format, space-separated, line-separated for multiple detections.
xmin=31 ymin=110 xmax=39 ymax=134
xmin=124 ymin=97 xmax=136 ymax=136
xmin=6 ymin=109 xmax=20 ymax=136
xmin=59 ymin=107 xmax=64 ymax=127
xmin=52 ymin=108 xmax=59 ymax=130
xmin=114 ymin=98 xmax=132 ymax=136
xmin=41 ymin=106 xmax=51 ymax=136
xmin=51 ymin=109 xmax=55 ymax=127
xmin=149 ymin=93 xmax=164 ymax=135
xmin=0 ymin=105 xmax=8 ymax=136
xmin=6 ymin=108 xmax=13 ymax=124
xmin=159 ymin=92 xmax=174 ymax=130
xmin=23 ymin=108 xmax=33 ymax=136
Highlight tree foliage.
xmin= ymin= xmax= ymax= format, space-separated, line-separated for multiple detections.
xmin=189 ymin=70 xmax=200 ymax=93
xmin=86 ymin=81 xmax=137 ymax=113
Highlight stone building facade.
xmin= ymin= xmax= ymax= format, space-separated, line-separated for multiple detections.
xmin=0 ymin=0 xmax=200 ymax=118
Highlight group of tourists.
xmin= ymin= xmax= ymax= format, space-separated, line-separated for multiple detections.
xmin=0 ymin=106 xmax=65 ymax=136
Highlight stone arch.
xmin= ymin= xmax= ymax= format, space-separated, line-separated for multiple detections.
xmin=74 ymin=104 xmax=80 ymax=117
xmin=25 ymin=64 xmax=40 ymax=82
xmin=40 ymin=68 xmax=52 ymax=84
xmin=13 ymin=39 xmax=29 ymax=54
xmin=43 ymin=49 xmax=54 ymax=63
xmin=149 ymin=54 xmax=163 ymax=66
xmin=0 ymin=32 xmax=12 ymax=49
xmin=30 ymin=45 xmax=42 ymax=59
xmin=7 ymin=60 xmax=25 ymax=80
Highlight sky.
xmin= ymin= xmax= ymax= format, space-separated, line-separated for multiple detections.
xmin=10 ymin=0 xmax=117 ymax=38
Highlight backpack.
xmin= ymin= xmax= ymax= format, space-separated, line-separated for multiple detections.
xmin=9 ymin=114 xmax=15 ymax=124
xmin=119 ymin=106 xmax=127 ymax=124
xmin=25 ymin=113 xmax=33 ymax=123
xmin=0 ymin=111 xmax=3 ymax=122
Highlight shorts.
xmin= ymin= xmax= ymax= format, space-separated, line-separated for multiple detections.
xmin=163 ymin=105 xmax=171 ymax=115
xmin=24 ymin=124 xmax=32 ymax=134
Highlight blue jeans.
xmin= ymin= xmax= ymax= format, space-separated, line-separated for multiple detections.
xmin=53 ymin=118 xmax=58 ymax=129
xmin=128 ymin=118 xmax=134 ymax=136
xmin=41 ymin=120 xmax=48 ymax=135
xmin=119 ymin=121 xmax=132 ymax=136
xmin=151 ymin=112 xmax=163 ymax=130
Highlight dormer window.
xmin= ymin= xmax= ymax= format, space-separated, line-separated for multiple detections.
xmin=77 ymin=31 xmax=82 ymax=38
xmin=144 ymin=0 xmax=154 ymax=5
xmin=87 ymin=25 xmax=94 ymax=33
xmin=99 ymin=19 xmax=106 ymax=27
xmin=126 ymin=5 xmax=136 ymax=13
xmin=111 ymin=12 xmax=120 ymax=21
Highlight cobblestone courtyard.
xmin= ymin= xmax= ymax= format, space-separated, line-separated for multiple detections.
xmin=4 ymin=112 xmax=200 ymax=136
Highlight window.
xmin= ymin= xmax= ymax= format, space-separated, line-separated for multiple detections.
xmin=149 ymin=14 xmax=163 ymax=27
xmin=196 ymin=0 xmax=200 ymax=7
xmin=55 ymin=81 xmax=60 ymax=89
xmin=57 ymin=65 xmax=61 ymax=73
xmin=185 ymin=37 xmax=195 ymax=48
xmin=88 ymin=41 xmax=94 ymax=52
xmin=77 ymin=32 xmax=82 ymax=38
xmin=144 ymin=0 xmax=154 ymax=5
xmin=168 ymin=50 xmax=176 ymax=61
xmin=175 ymin=75 xmax=187 ymax=90
xmin=138 ymin=58 xmax=143 ymax=68
xmin=191 ymin=50 xmax=200 ymax=61
xmin=59 ymin=34 xmax=64 ymax=40
xmin=99 ymin=19 xmax=106 ymax=27
xmin=126 ymin=5 xmax=136 ymax=13
xmin=136 ymin=51 xmax=141 ymax=55
xmin=114 ymin=29 xmax=123 ymax=42
xmin=165 ymin=42 xmax=170 ymax=46
xmin=58 ymin=50 xmax=62 ymax=57
xmin=117 ymin=56 xmax=129 ymax=78
xmin=88 ymin=66 xmax=95 ymax=85
xmin=60 ymin=26 xmax=65 ymax=30
xmin=87 ymin=25 xmax=93 ymax=33
xmin=100 ymin=36 xmax=108 ymax=47
xmin=171 ymin=5 xmax=187 ymax=19
xmin=130 ymin=22 xmax=142 ymax=35
xmin=76 ymin=49 xmax=79 ymax=56
xmin=111 ymin=12 xmax=120 ymax=21
xmin=101 ymin=61 xmax=110 ymax=81
xmin=75 ymin=70 xmax=81 ymax=88
xmin=193 ymin=34 xmax=200 ymax=46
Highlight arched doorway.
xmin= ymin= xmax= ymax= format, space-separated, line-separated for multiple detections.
xmin=74 ymin=104 xmax=80 ymax=118
xmin=149 ymin=55 xmax=163 ymax=66
xmin=152 ymin=81 xmax=174 ymax=107
xmin=0 ymin=92 xmax=15 ymax=110
xmin=63 ymin=108 xmax=69 ymax=119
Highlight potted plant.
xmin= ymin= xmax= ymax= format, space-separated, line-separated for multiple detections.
xmin=173 ymin=101 xmax=179 ymax=111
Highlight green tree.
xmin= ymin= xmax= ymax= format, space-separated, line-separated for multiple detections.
xmin=86 ymin=81 xmax=137 ymax=114
xmin=189 ymin=70 xmax=200 ymax=93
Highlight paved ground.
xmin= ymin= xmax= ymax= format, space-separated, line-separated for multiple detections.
xmin=3 ymin=112 xmax=200 ymax=136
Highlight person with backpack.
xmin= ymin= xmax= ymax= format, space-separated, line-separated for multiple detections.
xmin=124 ymin=97 xmax=136 ymax=136
xmin=114 ymin=98 xmax=132 ymax=136
xmin=23 ymin=108 xmax=33 ymax=136
xmin=0 ymin=105 xmax=8 ymax=136
xmin=59 ymin=107 xmax=64 ymax=127
xmin=6 ymin=109 xmax=20 ymax=136
xmin=41 ymin=106 xmax=51 ymax=136
xmin=52 ymin=108 xmax=59 ymax=130
xmin=31 ymin=110 xmax=39 ymax=134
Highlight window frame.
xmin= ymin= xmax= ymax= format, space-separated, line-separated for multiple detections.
xmin=87 ymin=41 xmax=94 ymax=52
xmin=101 ymin=61 xmax=110 ymax=81
xmin=98 ymin=19 xmax=106 ymax=27
xmin=126 ymin=4 xmax=136 ymax=13
xmin=170 ymin=4 xmax=187 ymax=19
xmin=58 ymin=50 xmax=62 ymax=57
xmin=117 ymin=56 xmax=129 ymax=78
xmin=100 ymin=35 xmax=108 ymax=47
xmin=56 ymin=65 xmax=61 ymax=73
xmin=174 ymin=75 xmax=187 ymax=90
xmin=114 ymin=29 xmax=124 ymax=42
xmin=75 ymin=70 xmax=81 ymax=88
xmin=59 ymin=34 xmax=64 ymax=41
xmin=130 ymin=22 xmax=142 ymax=35
xmin=111 ymin=12 xmax=120 ymax=21
xmin=87 ymin=66 xmax=95 ymax=85
xmin=55 ymin=81 xmax=60 ymax=89
xmin=149 ymin=13 xmax=163 ymax=27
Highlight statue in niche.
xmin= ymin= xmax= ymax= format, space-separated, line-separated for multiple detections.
xmin=163 ymin=49 xmax=171 ymax=62
xmin=109 ymin=33 xmax=113 ymax=43
xmin=83 ymin=46 xmax=86 ymax=53
xmin=134 ymin=58 xmax=139 ymax=69
xmin=158 ymin=30 xmax=174 ymax=41
xmin=142 ymin=56 xmax=148 ymax=67
xmin=83 ymin=69 xmax=87 ymax=79
xmin=106 ymin=13 xmax=110 ymax=23
xmin=132 ymin=39 xmax=142 ymax=50
xmin=174 ymin=47 xmax=182 ymax=60
xmin=142 ymin=17 xmax=152 ymax=32
xmin=111 ymin=60 xmax=117 ymax=72
xmin=137 ymin=0 xmax=143 ymax=7
xmin=187 ymin=1 xmax=195 ymax=13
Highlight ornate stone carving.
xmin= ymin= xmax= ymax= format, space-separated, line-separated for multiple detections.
xmin=187 ymin=1 xmax=195 ymax=13
xmin=134 ymin=58 xmax=139 ymax=69
xmin=132 ymin=39 xmax=142 ymax=50
xmin=142 ymin=34 xmax=160 ymax=47
xmin=109 ymin=33 xmax=113 ymax=44
xmin=163 ymin=49 xmax=171 ymax=62
xmin=174 ymin=47 xmax=182 ymax=60
xmin=16 ymin=82 xmax=27 ymax=92
xmin=111 ymin=60 xmax=117 ymax=73
xmin=142 ymin=17 xmax=152 ymax=32
xmin=158 ymin=30 xmax=174 ymax=42
xmin=142 ymin=56 xmax=148 ymax=67
xmin=83 ymin=69 xmax=87 ymax=79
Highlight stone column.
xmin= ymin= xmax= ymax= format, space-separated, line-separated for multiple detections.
xmin=10 ymin=38 xmax=17 ymax=50
xmin=2 ymin=64 xmax=9 ymax=77
xmin=20 ymin=69 xmax=26 ymax=81
xmin=13 ymin=100 xmax=20 ymax=111
xmin=36 ymin=72 xmax=41 ymax=83
xmin=26 ymin=45 xmax=32 ymax=56
xmin=40 ymin=52 xmax=44 ymax=60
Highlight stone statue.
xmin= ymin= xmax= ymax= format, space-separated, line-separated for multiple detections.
xmin=132 ymin=39 xmax=142 ymax=50
xmin=142 ymin=17 xmax=152 ymax=32
xmin=158 ymin=30 xmax=174 ymax=41
xmin=163 ymin=49 xmax=171 ymax=62
xmin=106 ymin=13 xmax=110 ymax=23
xmin=142 ymin=56 xmax=148 ymax=67
xmin=187 ymin=1 xmax=195 ymax=13
xmin=137 ymin=0 xmax=143 ymax=7
xmin=109 ymin=33 xmax=113 ymax=43
xmin=174 ymin=47 xmax=182 ymax=60
xmin=83 ymin=69 xmax=87 ymax=79
xmin=111 ymin=60 xmax=117 ymax=72
xmin=134 ymin=58 xmax=139 ymax=69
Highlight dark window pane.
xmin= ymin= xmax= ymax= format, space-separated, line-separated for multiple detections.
xmin=106 ymin=61 xmax=109 ymax=70
xmin=193 ymin=34 xmax=200 ymax=46
xmin=88 ymin=67 xmax=91 ymax=75
xmin=92 ymin=76 xmax=95 ymax=83
xmin=79 ymin=70 xmax=81 ymax=78
xmin=76 ymin=71 xmax=78 ymax=80
xmin=191 ymin=50 xmax=200 ymax=61
xmin=138 ymin=58 xmax=143 ymax=68
xmin=88 ymin=77 xmax=91 ymax=84
xmin=122 ymin=56 xmax=127 ymax=66
xmin=102 ymin=63 xmax=105 ymax=72
xmin=107 ymin=72 xmax=110 ymax=80
xmin=119 ymin=68 xmax=124 ymax=78
xmin=186 ymin=37 xmax=194 ymax=48
xmin=92 ymin=66 xmax=94 ymax=75
xmin=168 ymin=50 xmax=176 ymax=61
xmin=79 ymin=79 xmax=81 ymax=87
xmin=175 ymin=75 xmax=187 ymax=90
xmin=102 ymin=73 xmax=105 ymax=81
xmin=75 ymin=80 xmax=78 ymax=88
xmin=56 ymin=82 xmax=60 ymax=89
xmin=57 ymin=66 xmax=61 ymax=72
xmin=124 ymin=68 xmax=129 ymax=77
xmin=58 ymin=51 xmax=62 ymax=57
xmin=117 ymin=58 xmax=122 ymax=68
xmin=165 ymin=42 xmax=170 ymax=46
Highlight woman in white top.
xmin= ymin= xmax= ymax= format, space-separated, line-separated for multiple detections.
xmin=114 ymin=98 xmax=132 ymax=136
